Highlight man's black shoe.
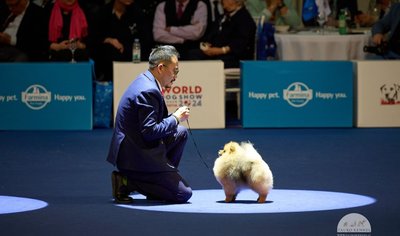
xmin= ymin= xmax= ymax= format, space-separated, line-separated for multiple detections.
xmin=111 ymin=171 xmax=133 ymax=204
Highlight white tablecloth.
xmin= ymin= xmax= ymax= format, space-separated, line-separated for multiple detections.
xmin=275 ymin=30 xmax=371 ymax=60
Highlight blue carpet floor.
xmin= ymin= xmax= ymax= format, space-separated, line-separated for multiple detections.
xmin=0 ymin=128 xmax=399 ymax=235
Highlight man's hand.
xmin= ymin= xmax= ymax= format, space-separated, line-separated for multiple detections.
xmin=173 ymin=106 xmax=190 ymax=123
xmin=372 ymin=33 xmax=385 ymax=45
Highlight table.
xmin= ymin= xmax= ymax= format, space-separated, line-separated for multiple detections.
xmin=274 ymin=30 xmax=371 ymax=60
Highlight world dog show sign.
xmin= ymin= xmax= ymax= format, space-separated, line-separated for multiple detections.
xmin=113 ymin=61 xmax=225 ymax=129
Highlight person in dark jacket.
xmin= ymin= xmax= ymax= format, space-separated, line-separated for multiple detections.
xmin=0 ymin=0 xmax=48 ymax=61
xmin=186 ymin=0 xmax=256 ymax=68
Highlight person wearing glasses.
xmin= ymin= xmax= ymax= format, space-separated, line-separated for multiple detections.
xmin=107 ymin=45 xmax=192 ymax=204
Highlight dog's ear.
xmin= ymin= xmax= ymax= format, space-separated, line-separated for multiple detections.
xmin=380 ymin=84 xmax=386 ymax=92
xmin=229 ymin=144 xmax=236 ymax=154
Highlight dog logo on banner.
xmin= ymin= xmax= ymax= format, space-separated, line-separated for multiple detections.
xmin=283 ymin=82 xmax=313 ymax=108
xmin=21 ymin=84 xmax=52 ymax=110
xmin=380 ymin=83 xmax=400 ymax=105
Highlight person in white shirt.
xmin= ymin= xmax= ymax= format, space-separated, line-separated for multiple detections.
xmin=153 ymin=0 xmax=208 ymax=59
xmin=0 ymin=0 xmax=48 ymax=61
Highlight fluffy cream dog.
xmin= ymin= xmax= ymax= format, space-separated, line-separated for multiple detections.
xmin=213 ymin=141 xmax=273 ymax=203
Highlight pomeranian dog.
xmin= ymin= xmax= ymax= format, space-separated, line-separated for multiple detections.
xmin=213 ymin=141 xmax=273 ymax=203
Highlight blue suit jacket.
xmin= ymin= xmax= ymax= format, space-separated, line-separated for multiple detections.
xmin=372 ymin=3 xmax=400 ymax=42
xmin=107 ymin=70 xmax=178 ymax=172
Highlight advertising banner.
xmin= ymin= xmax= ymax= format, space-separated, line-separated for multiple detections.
xmin=356 ymin=61 xmax=400 ymax=127
xmin=241 ymin=61 xmax=353 ymax=127
xmin=0 ymin=63 xmax=92 ymax=130
xmin=113 ymin=61 xmax=225 ymax=129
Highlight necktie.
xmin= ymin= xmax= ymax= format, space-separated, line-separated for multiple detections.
xmin=177 ymin=2 xmax=184 ymax=19
xmin=1 ymin=13 xmax=17 ymax=32
xmin=213 ymin=0 xmax=221 ymax=22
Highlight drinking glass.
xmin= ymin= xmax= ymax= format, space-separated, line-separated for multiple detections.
xmin=317 ymin=12 xmax=326 ymax=35
xmin=69 ymin=38 xmax=77 ymax=63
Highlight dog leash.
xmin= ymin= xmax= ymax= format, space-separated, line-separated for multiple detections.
xmin=186 ymin=119 xmax=212 ymax=170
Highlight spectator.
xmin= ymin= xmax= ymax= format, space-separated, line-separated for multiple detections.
xmin=187 ymin=0 xmax=256 ymax=68
xmin=246 ymin=0 xmax=301 ymax=28
xmin=46 ymin=0 xmax=90 ymax=62
xmin=153 ymin=0 xmax=208 ymax=59
xmin=354 ymin=0 xmax=392 ymax=28
xmin=91 ymin=0 xmax=146 ymax=81
xmin=0 ymin=0 xmax=48 ymax=62
xmin=370 ymin=2 xmax=400 ymax=59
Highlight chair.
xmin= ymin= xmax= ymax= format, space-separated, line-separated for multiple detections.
xmin=224 ymin=68 xmax=241 ymax=119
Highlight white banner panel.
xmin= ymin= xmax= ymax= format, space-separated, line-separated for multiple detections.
xmin=356 ymin=61 xmax=400 ymax=127
xmin=113 ymin=61 xmax=225 ymax=129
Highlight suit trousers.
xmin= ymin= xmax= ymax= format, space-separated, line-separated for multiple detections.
xmin=119 ymin=125 xmax=192 ymax=203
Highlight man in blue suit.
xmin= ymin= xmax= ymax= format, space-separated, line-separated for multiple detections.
xmin=107 ymin=45 xmax=192 ymax=204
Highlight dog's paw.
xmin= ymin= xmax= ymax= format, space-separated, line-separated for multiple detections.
xmin=257 ymin=196 xmax=266 ymax=203
xmin=225 ymin=194 xmax=237 ymax=203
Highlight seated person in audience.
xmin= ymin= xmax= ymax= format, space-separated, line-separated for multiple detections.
xmin=91 ymin=0 xmax=146 ymax=81
xmin=186 ymin=0 xmax=256 ymax=68
xmin=0 ymin=0 xmax=48 ymax=62
xmin=153 ymin=0 xmax=208 ymax=60
xmin=246 ymin=0 xmax=301 ymax=28
xmin=369 ymin=2 xmax=400 ymax=60
xmin=46 ymin=0 xmax=90 ymax=61
xmin=354 ymin=0 xmax=391 ymax=28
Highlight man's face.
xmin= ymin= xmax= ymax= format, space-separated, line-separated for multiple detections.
xmin=159 ymin=56 xmax=179 ymax=89
xmin=221 ymin=0 xmax=237 ymax=12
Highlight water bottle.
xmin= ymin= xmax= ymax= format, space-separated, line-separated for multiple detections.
xmin=338 ymin=9 xmax=347 ymax=35
xmin=132 ymin=38 xmax=141 ymax=63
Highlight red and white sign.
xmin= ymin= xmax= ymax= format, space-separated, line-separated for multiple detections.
xmin=356 ymin=61 xmax=400 ymax=127
xmin=113 ymin=61 xmax=225 ymax=129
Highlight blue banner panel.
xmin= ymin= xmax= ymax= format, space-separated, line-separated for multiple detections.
xmin=241 ymin=61 xmax=353 ymax=128
xmin=0 ymin=63 xmax=92 ymax=130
